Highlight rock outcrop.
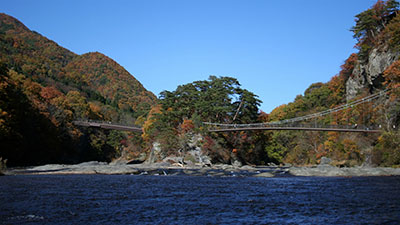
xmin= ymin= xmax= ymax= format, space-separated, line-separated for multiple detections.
xmin=289 ymin=166 xmax=400 ymax=177
xmin=6 ymin=162 xmax=400 ymax=177
xmin=146 ymin=134 xmax=213 ymax=167
xmin=346 ymin=48 xmax=399 ymax=100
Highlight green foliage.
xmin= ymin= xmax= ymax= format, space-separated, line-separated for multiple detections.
xmin=154 ymin=75 xmax=262 ymax=135
xmin=351 ymin=0 xmax=399 ymax=59
xmin=304 ymin=83 xmax=332 ymax=109
xmin=373 ymin=131 xmax=400 ymax=166
xmin=106 ymin=130 xmax=126 ymax=156
xmin=158 ymin=75 xmax=261 ymax=125
xmin=264 ymin=140 xmax=288 ymax=164
xmin=385 ymin=14 xmax=400 ymax=50
xmin=146 ymin=76 xmax=262 ymax=163
xmin=264 ymin=131 xmax=296 ymax=164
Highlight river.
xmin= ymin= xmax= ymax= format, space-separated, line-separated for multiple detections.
xmin=1 ymin=175 xmax=400 ymax=224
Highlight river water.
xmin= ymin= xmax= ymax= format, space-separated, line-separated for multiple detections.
xmin=1 ymin=175 xmax=400 ymax=224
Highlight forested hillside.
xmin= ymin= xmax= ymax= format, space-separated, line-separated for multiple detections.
xmin=1 ymin=0 xmax=400 ymax=168
xmin=0 ymin=13 xmax=156 ymax=166
xmin=264 ymin=0 xmax=400 ymax=166
xmin=143 ymin=0 xmax=400 ymax=167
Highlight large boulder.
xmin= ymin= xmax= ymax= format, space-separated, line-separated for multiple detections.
xmin=163 ymin=156 xmax=183 ymax=164
xmin=254 ymin=172 xmax=274 ymax=178
xmin=145 ymin=142 xmax=162 ymax=164
xmin=319 ymin=157 xmax=332 ymax=165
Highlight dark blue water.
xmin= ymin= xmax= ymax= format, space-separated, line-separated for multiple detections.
xmin=1 ymin=175 xmax=400 ymax=224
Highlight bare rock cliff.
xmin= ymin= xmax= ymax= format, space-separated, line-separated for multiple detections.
xmin=346 ymin=48 xmax=399 ymax=100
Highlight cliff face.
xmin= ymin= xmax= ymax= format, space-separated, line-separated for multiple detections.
xmin=346 ymin=48 xmax=399 ymax=100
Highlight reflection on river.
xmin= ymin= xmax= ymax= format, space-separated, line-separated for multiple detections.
xmin=1 ymin=175 xmax=400 ymax=224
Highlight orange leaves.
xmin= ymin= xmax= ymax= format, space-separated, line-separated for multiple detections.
xmin=324 ymin=131 xmax=339 ymax=153
xmin=339 ymin=53 xmax=358 ymax=80
xmin=384 ymin=60 xmax=400 ymax=89
xmin=269 ymin=104 xmax=287 ymax=121
xmin=88 ymin=102 xmax=103 ymax=119
xmin=383 ymin=59 xmax=400 ymax=101
xmin=141 ymin=105 xmax=162 ymax=141
xmin=343 ymin=139 xmax=358 ymax=153
xmin=258 ymin=110 xmax=269 ymax=122
xmin=0 ymin=109 xmax=9 ymax=130
xmin=384 ymin=60 xmax=400 ymax=81
xmin=63 ymin=52 xmax=157 ymax=114
xmin=40 ymin=86 xmax=62 ymax=101
xmin=180 ymin=119 xmax=194 ymax=133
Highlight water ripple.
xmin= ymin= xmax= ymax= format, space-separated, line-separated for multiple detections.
xmin=0 ymin=175 xmax=400 ymax=224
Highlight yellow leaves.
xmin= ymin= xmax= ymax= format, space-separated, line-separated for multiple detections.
xmin=0 ymin=109 xmax=9 ymax=127
xmin=7 ymin=69 xmax=24 ymax=84
xmin=22 ymin=79 xmax=42 ymax=97
xmin=64 ymin=109 xmax=74 ymax=121
xmin=21 ymin=63 xmax=36 ymax=76
xmin=324 ymin=131 xmax=340 ymax=153
xmin=377 ymin=135 xmax=384 ymax=143
xmin=0 ymin=110 xmax=8 ymax=117
xmin=63 ymin=52 xmax=157 ymax=114
xmin=141 ymin=105 xmax=162 ymax=141
xmin=327 ymin=131 xmax=339 ymax=141
xmin=69 ymin=127 xmax=83 ymax=138
xmin=0 ymin=78 xmax=10 ymax=91
xmin=343 ymin=139 xmax=358 ymax=153
xmin=135 ymin=115 xmax=146 ymax=127
xmin=269 ymin=104 xmax=287 ymax=121
xmin=89 ymin=102 xmax=101 ymax=113
xmin=88 ymin=102 xmax=103 ymax=119
xmin=50 ymin=95 xmax=66 ymax=108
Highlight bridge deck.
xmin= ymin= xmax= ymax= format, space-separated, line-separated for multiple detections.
xmin=209 ymin=126 xmax=381 ymax=133
xmin=73 ymin=121 xmax=142 ymax=133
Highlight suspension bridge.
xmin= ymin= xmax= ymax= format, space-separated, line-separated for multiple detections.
xmin=73 ymin=120 xmax=142 ymax=133
xmin=203 ymin=123 xmax=381 ymax=133
xmin=203 ymin=89 xmax=390 ymax=133
xmin=73 ymin=89 xmax=389 ymax=134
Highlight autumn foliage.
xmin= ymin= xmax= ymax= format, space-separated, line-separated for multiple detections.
xmin=2 ymin=0 xmax=400 ymax=167
xmin=0 ymin=13 xmax=157 ymax=166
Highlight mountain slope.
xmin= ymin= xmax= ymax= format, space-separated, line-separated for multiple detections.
xmin=0 ymin=13 xmax=156 ymax=166
xmin=0 ymin=13 xmax=156 ymax=116
xmin=64 ymin=52 xmax=155 ymax=117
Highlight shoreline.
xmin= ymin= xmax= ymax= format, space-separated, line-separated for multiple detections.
xmin=3 ymin=161 xmax=400 ymax=177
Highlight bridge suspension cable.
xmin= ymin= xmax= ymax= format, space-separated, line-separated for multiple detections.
xmin=204 ymin=89 xmax=390 ymax=128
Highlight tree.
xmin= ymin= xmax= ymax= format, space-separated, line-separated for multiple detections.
xmin=351 ymin=0 xmax=399 ymax=59
xmin=148 ymin=76 xmax=262 ymax=163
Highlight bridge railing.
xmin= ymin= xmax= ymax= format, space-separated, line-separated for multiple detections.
xmin=203 ymin=122 xmax=381 ymax=131
xmin=74 ymin=119 xmax=139 ymax=128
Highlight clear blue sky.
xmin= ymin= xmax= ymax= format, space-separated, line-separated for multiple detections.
xmin=2 ymin=0 xmax=377 ymax=112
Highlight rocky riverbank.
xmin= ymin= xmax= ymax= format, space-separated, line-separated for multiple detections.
xmin=4 ymin=161 xmax=400 ymax=177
